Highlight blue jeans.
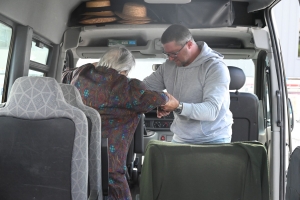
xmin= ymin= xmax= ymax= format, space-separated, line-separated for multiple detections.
xmin=172 ymin=137 xmax=231 ymax=144
xmin=204 ymin=137 xmax=231 ymax=144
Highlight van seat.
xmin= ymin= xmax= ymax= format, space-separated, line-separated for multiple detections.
xmin=140 ymin=140 xmax=269 ymax=200
xmin=0 ymin=77 xmax=88 ymax=200
xmin=60 ymin=83 xmax=108 ymax=198
xmin=228 ymin=66 xmax=259 ymax=142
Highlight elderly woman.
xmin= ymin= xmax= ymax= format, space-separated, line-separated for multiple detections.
xmin=68 ymin=46 xmax=168 ymax=200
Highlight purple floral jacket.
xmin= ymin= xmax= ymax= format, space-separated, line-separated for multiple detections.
xmin=70 ymin=64 xmax=168 ymax=200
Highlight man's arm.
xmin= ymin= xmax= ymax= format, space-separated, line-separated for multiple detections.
xmin=182 ymin=63 xmax=230 ymax=121
xmin=162 ymin=62 xmax=230 ymax=121
xmin=143 ymin=63 xmax=166 ymax=91
xmin=143 ymin=63 xmax=174 ymax=118
xmin=122 ymin=79 xmax=169 ymax=113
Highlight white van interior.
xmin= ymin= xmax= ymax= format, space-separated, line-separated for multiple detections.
xmin=0 ymin=0 xmax=296 ymax=199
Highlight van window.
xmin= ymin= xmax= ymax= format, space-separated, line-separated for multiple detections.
xmin=28 ymin=70 xmax=44 ymax=77
xmin=288 ymin=78 xmax=300 ymax=149
xmin=76 ymin=59 xmax=98 ymax=67
xmin=30 ymin=41 xmax=49 ymax=65
xmin=76 ymin=58 xmax=255 ymax=93
xmin=0 ymin=22 xmax=12 ymax=101
xmin=130 ymin=58 xmax=166 ymax=80
xmin=298 ymin=6 xmax=300 ymax=57
xmin=130 ymin=58 xmax=255 ymax=93
xmin=76 ymin=58 xmax=166 ymax=80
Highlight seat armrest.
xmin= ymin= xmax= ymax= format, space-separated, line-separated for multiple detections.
xmin=101 ymin=138 xmax=109 ymax=196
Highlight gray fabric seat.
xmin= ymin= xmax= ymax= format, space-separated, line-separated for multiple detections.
xmin=228 ymin=66 xmax=259 ymax=142
xmin=140 ymin=140 xmax=269 ymax=200
xmin=60 ymin=83 xmax=104 ymax=200
xmin=0 ymin=77 xmax=88 ymax=200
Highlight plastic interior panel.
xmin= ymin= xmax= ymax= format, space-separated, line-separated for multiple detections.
xmin=0 ymin=116 xmax=75 ymax=200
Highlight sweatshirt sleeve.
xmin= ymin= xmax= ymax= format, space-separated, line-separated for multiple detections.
xmin=143 ymin=63 xmax=166 ymax=91
xmin=122 ymin=78 xmax=168 ymax=113
xmin=180 ymin=62 xmax=230 ymax=121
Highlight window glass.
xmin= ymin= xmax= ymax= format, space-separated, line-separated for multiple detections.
xmin=76 ymin=58 xmax=166 ymax=81
xmin=129 ymin=58 xmax=166 ymax=80
xmin=288 ymin=78 xmax=300 ymax=150
xmin=0 ymin=22 xmax=12 ymax=101
xmin=28 ymin=69 xmax=44 ymax=77
xmin=30 ymin=41 xmax=49 ymax=65
xmin=262 ymin=57 xmax=271 ymax=130
xmin=76 ymin=59 xmax=99 ymax=67
xmin=264 ymin=77 xmax=271 ymax=127
xmin=298 ymin=7 xmax=300 ymax=57
xmin=77 ymin=58 xmax=255 ymax=88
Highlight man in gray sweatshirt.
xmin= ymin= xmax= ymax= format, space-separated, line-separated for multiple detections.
xmin=143 ymin=24 xmax=233 ymax=144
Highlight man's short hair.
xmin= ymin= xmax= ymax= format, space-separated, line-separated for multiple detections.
xmin=161 ymin=24 xmax=193 ymax=46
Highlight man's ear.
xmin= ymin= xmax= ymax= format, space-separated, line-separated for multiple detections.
xmin=187 ymin=40 xmax=193 ymax=49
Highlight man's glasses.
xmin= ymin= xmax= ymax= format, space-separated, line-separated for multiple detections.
xmin=163 ymin=41 xmax=188 ymax=58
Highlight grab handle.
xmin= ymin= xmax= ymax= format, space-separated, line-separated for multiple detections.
xmin=276 ymin=90 xmax=282 ymax=127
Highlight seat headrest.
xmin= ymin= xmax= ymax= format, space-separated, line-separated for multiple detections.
xmin=228 ymin=66 xmax=246 ymax=90
xmin=5 ymin=77 xmax=66 ymax=118
xmin=59 ymin=83 xmax=84 ymax=107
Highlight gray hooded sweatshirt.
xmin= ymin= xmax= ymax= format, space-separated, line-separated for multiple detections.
xmin=143 ymin=41 xmax=233 ymax=143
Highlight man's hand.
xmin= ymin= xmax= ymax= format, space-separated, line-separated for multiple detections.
xmin=160 ymin=93 xmax=179 ymax=112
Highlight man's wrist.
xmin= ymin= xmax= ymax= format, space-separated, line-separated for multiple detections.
xmin=174 ymin=102 xmax=183 ymax=114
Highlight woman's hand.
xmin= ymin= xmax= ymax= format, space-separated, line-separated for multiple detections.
xmin=160 ymin=92 xmax=179 ymax=112
xmin=157 ymin=106 xmax=170 ymax=118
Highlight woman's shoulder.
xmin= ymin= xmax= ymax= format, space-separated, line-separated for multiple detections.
xmin=127 ymin=78 xmax=147 ymax=89
xmin=73 ymin=63 xmax=95 ymax=77
xmin=63 ymin=63 xmax=95 ymax=84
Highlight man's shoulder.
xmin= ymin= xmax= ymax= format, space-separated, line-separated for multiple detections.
xmin=203 ymin=58 xmax=226 ymax=69
xmin=200 ymin=59 xmax=229 ymax=79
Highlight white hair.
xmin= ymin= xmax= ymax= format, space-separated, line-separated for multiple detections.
xmin=97 ymin=45 xmax=135 ymax=75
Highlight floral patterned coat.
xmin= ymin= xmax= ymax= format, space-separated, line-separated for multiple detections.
xmin=71 ymin=64 xmax=168 ymax=200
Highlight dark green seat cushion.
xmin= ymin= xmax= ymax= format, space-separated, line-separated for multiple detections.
xmin=140 ymin=140 xmax=269 ymax=200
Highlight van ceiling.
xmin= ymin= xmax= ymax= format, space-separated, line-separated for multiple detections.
xmin=0 ymin=0 xmax=83 ymax=44
xmin=0 ymin=0 xmax=276 ymax=44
